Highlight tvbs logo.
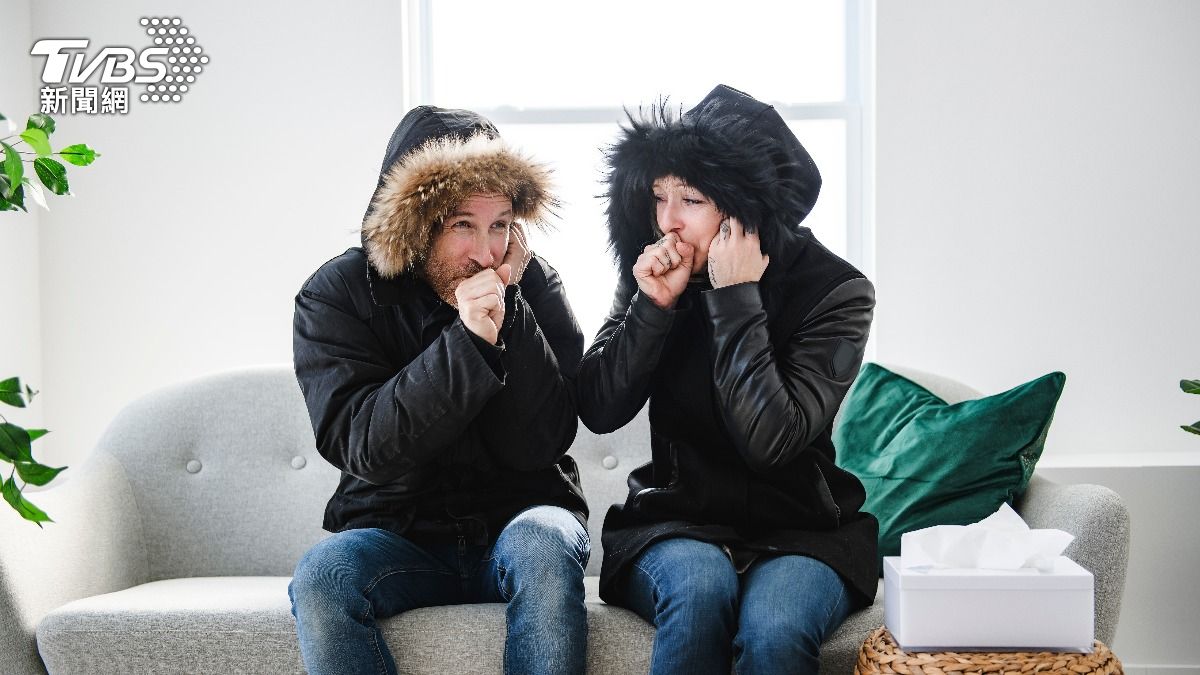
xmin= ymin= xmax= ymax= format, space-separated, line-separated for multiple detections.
xmin=32 ymin=40 xmax=169 ymax=85
xmin=31 ymin=17 xmax=207 ymax=114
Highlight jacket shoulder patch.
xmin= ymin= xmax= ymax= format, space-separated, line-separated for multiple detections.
xmin=831 ymin=338 xmax=857 ymax=379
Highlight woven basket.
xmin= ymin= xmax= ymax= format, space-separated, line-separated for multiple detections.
xmin=855 ymin=626 xmax=1123 ymax=675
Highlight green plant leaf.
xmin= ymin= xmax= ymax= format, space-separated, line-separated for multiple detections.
xmin=2 ymin=141 xmax=23 ymax=198
xmin=0 ymin=423 xmax=33 ymax=463
xmin=59 ymin=143 xmax=98 ymax=167
xmin=0 ymin=378 xmax=24 ymax=408
xmin=1 ymin=477 xmax=51 ymax=526
xmin=0 ymin=175 xmax=28 ymax=211
xmin=7 ymin=181 xmax=26 ymax=211
xmin=0 ymin=175 xmax=15 ymax=211
xmin=1181 ymin=380 xmax=1200 ymax=394
xmin=20 ymin=128 xmax=52 ymax=156
xmin=26 ymin=429 xmax=48 ymax=442
xmin=25 ymin=113 xmax=55 ymax=136
xmin=22 ymin=177 xmax=49 ymax=211
xmin=16 ymin=460 xmax=66 ymax=486
xmin=33 ymin=157 xmax=68 ymax=196
xmin=1183 ymin=423 xmax=1200 ymax=436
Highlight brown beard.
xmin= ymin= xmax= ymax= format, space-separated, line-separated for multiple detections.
xmin=423 ymin=257 xmax=487 ymax=306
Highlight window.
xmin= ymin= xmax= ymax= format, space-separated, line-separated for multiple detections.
xmin=401 ymin=0 xmax=873 ymax=341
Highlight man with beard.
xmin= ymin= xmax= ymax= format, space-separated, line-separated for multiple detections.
xmin=289 ymin=106 xmax=590 ymax=675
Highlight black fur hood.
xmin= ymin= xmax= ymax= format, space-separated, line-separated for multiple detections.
xmin=604 ymin=84 xmax=822 ymax=275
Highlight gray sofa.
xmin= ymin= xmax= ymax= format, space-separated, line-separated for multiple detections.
xmin=0 ymin=365 xmax=1130 ymax=674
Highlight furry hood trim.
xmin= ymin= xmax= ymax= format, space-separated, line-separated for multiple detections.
xmin=362 ymin=120 xmax=556 ymax=279
xmin=604 ymin=84 xmax=822 ymax=274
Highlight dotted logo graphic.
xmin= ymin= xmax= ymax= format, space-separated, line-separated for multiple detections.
xmin=29 ymin=17 xmax=211 ymax=114
xmin=138 ymin=17 xmax=208 ymax=104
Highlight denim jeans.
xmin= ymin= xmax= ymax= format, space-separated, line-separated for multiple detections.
xmin=619 ymin=537 xmax=853 ymax=675
xmin=289 ymin=505 xmax=590 ymax=675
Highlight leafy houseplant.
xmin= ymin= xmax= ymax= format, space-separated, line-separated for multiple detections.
xmin=0 ymin=378 xmax=65 ymax=525
xmin=1183 ymin=379 xmax=1200 ymax=436
xmin=2 ymin=109 xmax=94 ymax=522
xmin=1 ymin=111 xmax=98 ymax=212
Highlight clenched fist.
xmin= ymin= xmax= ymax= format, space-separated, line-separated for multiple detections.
xmin=456 ymin=264 xmax=512 ymax=345
xmin=633 ymin=232 xmax=695 ymax=309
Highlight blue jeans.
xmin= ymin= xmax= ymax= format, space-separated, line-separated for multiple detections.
xmin=289 ymin=505 xmax=590 ymax=675
xmin=619 ymin=537 xmax=853 ymax=675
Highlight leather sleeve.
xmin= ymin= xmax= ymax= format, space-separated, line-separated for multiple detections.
xmin=576 ymin=274 xmax=679 ymax=434
xmin=703 ymin=276 xmax=875 ymax=473
xmin=293 ymin=273 xmax=502 ymax=486
xmin=477 ymin=256 xmax=585 ymax=470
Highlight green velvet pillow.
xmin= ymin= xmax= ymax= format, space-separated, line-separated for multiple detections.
xmin=834 ymin=363 xmax=1066 ymax=562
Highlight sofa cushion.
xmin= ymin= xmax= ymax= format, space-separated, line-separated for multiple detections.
xmin=36 ymin=575 xmax=879 ymax=674
xmin=36 ymin=576 xmax=655 ymax=675
xmin=94 ymin=367 xmax=341 ymax=581
xmin=37 ymin=577 xmax=305 ymax=675
xmin=834 ymin=363 xmax=1066 ymax=561
xmin=821 ymin=588 xmax=885 ymax=675
xmin=569 ymin=409 xmax=654 ymax=577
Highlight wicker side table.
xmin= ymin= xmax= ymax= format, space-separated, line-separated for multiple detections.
xmin=855 ymin=626 xmax=1123 ymax=675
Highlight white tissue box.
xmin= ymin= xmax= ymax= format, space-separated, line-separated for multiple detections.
xmin=883 ymin=556 xmax=1094 ymax=652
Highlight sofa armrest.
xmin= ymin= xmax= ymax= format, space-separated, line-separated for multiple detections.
xmin=1014 ymin=473 xmax=1130 ymax=645
xmin=0 ymin=451 xmax=149 ymax=675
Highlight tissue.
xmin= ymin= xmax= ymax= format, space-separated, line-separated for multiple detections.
xmin=899 ymin=503 xmax=1074 ymax=572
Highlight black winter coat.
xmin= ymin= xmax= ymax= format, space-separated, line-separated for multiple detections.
xmin=582 ymin=84 xmax=879 ymax=608
xmin=578 ymin=230 xmax=878 ymax=606
xmin=293 ymin=250 xmax=588 ymax=544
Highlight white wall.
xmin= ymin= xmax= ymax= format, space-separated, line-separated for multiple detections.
xmin=874 ymin=0 xmax=1200 ymax=460
xmin=874 ymin=1 xmax=1200 ymax=669
xmin=1039 ymin=464 xmax=1200 ymax=670
xmin=23 ymin=0 xmax=405 ymax=468
xmin=0 ymin=0 xmax=43 ymax=434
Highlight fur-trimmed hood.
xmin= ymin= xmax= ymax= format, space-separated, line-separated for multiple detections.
xmin=604 ymin=84 xmax=822 ymax=276
xmin=361 ymin=106 xmax=556 ymax=278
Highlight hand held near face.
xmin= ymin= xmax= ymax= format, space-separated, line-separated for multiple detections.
xmin=500 ymin=221 xmax=532 ymax=285
xmin=706 ymin=217 xmax=769 ymax=289
xmin=633 ymin=232 xmax=695 ymax=309
xmin=455 ymin=263 xmax=512 ymax=345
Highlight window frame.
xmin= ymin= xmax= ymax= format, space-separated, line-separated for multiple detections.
xmin=398 ymin=0 xmax=875 ymax=276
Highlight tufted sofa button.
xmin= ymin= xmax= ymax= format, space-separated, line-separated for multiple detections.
xmin=601 ymin=455 xmax=618 ymax=470
xmin=290 ymin=456 xmax=307 ymax=470
xmin=185 ymin=459 xmax=202 ymax=474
